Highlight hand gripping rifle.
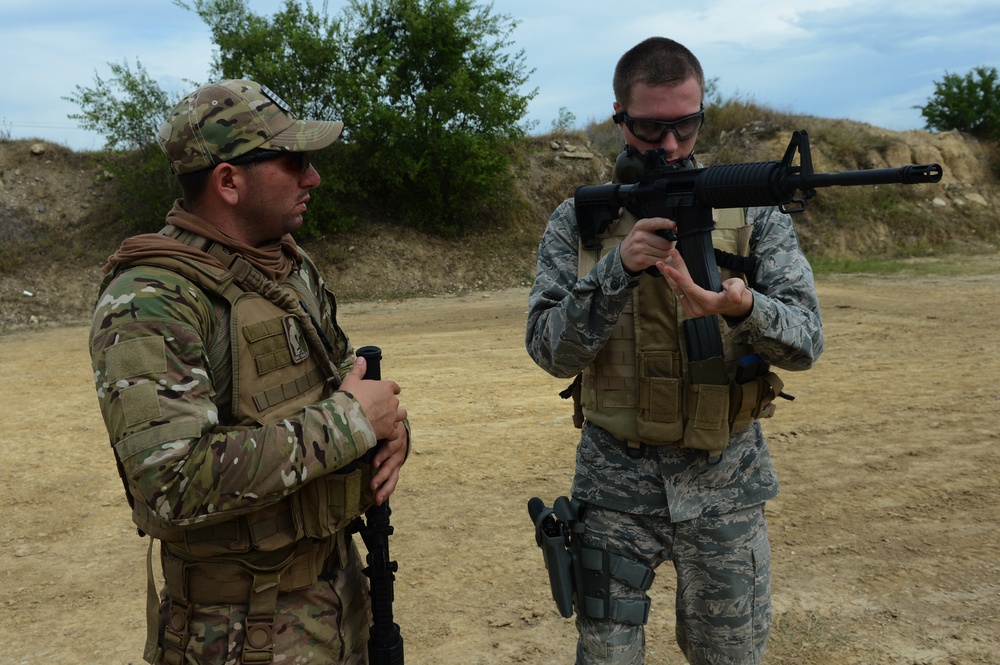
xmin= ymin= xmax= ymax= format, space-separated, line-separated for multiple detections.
xmin=356 ymin=345 xmax=404 ymax=665
xmin=574 ymin=130 xmax=943 ymax=442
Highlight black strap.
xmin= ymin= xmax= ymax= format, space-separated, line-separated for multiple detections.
xmin=715 ymin=249 xmax=757 ymax=283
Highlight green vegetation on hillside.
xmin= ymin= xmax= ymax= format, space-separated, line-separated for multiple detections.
xmin=51 ymin=1 xmax=1000 ymax=277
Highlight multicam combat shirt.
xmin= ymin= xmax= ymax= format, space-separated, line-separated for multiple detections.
xmin=525 ymin=200 xmax=824 ymax=521
xmin=89 ymin=250 xmax=375 ymax=529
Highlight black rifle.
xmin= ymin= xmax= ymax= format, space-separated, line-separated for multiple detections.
xmin=356 ymin=345 xmax=404 ymax=665
xmin=575 ymin=129 xmax=943 ymax=385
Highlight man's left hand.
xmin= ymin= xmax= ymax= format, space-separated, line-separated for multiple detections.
xmin=369 ymin=422 xmax=408 ymax=505
xmin=656 ymin=248 xmax=754 ymax=320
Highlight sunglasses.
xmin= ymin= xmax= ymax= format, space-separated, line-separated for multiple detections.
xmin=226 ymin=149 xmax=312 ymax=174
xmin=613 ymin=105 xmax=705 ymax=143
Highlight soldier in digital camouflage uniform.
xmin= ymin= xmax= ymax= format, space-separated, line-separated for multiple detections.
xmin=525 ymin=38 xmax=823 ymax=664
xmin=89 ymin=79 xmax=410 ymax=665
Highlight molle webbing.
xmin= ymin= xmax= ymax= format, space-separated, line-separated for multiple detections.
xmin=160 ymin=224 xmax=342 ymax=385
xmin=583 ymin=313 xmax=638 ymax=398
xmin=575 ymin=207 xmax=772 ymax=450
xmin=252 ymin=366 xmax=325 ymax=413
xmin=161 ymin=537 xmax=333 ymax=605
xmin=201 ymin=242 xmax=341 ymax=386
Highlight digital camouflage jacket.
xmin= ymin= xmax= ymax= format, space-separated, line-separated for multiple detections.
xmin=525 ymin=199 xmax=824 ymax=521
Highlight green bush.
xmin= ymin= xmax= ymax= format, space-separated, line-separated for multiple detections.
xmin=917 ymin=65 xmax=1000 ymax=141
xmin=70 ymin=0 xmax=536 ymax=239
xmin=62 ymin=50 xmax=183 ymax=236
xmin=98 ymin=146 xmax=182 ymax=235
xmin=322 ymin=0 xmax=534 ymax=236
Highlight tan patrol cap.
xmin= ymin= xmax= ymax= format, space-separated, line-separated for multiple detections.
xmin=157 ymin=79 xmax=344 ymax=175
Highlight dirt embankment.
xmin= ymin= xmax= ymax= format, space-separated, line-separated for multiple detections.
xmin=1 ymin=123 xmax=999 ymax=333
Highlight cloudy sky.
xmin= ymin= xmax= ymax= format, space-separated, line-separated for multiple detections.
xmin=2 ymin=0 xmax=998 ymax=152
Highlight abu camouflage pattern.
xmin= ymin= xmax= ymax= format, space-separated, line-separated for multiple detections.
xmin=157 ymin=79 xmax=344 ymax=175
xmin=575 ymin=504 xmax=771 ymax=665
xmin=525 ymin=200 xmax=823 ymax=520
xmin=525 ymin=192 xmax=823 ymax=662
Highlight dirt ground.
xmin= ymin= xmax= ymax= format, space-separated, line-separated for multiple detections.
xmin=3 ymin=261 xmax=1000 ymax=665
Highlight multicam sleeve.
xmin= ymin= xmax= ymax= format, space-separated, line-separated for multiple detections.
xmin=727 ymin=205 xmax=824 ymax=370
xmin=525 ymin=198 xmax=636 ymax=379
xmin=90 ymin=267 xmax=376 ymax=527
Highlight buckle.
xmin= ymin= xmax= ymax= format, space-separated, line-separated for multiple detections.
xmin=242 ymin=617 xmax=275 ymax=663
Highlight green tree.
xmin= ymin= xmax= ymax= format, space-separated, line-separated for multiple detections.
xmin=64 ymin=60 xmax=180 ymax=233
xmin=177 ymin=0 xmax=536 ymax=235
xmin=917 ymin=65 xmax=1000 ymax=141
xmin=174 ymin=0 xmax=342 ymax=123
xmin=325 ymin=0 xmax=536 ymax=235
xmin=64 ymin=59 xmax=172 ymax=151
xmin=68 ymin=0 xmax=536 ymax=237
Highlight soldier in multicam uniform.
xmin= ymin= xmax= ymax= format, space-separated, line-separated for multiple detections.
xmin=89 ymin=79 xmax=410 ymax=665
xmin=525 ymin=38 xmax=824 ymax=664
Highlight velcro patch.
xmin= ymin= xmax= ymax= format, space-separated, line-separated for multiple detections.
xmin=106 ymin=336 xmax=168 ymax=382
xmin=120 ymin=382 xmax=162 ymax=427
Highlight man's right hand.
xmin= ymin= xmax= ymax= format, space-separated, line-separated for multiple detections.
xmin=339 ymin=356 xmax=407 ymax=442
xmin=618 ymin=217 xmax=679 ymax=274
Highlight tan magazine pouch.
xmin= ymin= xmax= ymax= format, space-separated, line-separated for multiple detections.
xmin=293 ymin=467 xmax=374 ymax=539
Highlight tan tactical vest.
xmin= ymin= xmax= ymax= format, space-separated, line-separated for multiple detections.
xmin=102 ymin=227 xmax=372 ymax=664
xmin=577 ymin=207 xmax=784 ymax=453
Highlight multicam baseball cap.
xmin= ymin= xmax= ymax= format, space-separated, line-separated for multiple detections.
xmin=157 ymin=79 xmax=344 ymax=175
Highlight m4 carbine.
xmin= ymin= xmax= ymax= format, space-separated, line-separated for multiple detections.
xmin=573 ymin=130 xmax=943 ymax=448
xmin=575 ymin=129 xmax=942 ymax=286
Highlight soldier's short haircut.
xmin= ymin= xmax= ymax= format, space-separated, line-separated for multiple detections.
xmin=613 ymin=37 xmax=705 ymax=109
xmin=176 ymin=169 xmax=213 ymax=204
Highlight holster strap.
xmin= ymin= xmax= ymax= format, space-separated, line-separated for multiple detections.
xmin=608 ymin=597 xmax=652 ymax=625
xmin=608 ymin=552 xmax=655 ymax=591
xmin=578 ymin=547 xmax=655 ymax=626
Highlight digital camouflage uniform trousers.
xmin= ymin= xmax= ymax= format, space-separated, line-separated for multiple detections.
xmin=575 ymin=502 xmax=771 ymax=665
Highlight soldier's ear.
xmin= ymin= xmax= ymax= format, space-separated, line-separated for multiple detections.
xmin=210 ymin=163 xmax=241 ymax=204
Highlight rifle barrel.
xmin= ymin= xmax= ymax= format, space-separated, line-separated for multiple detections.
xmin=692 ymin=161 xmax=943 ymax=210
xmin=793 ymin=163 xmax=943 ymax=189
xmin=572 ymin=133 xmax=944 ymax=240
